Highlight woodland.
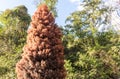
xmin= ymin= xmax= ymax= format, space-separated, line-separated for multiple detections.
xmin=0 ymin=0 xmax=120 ymax=79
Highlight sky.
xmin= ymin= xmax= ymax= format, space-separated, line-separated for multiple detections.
xmin=0 ymin=0 xmax=120 ymax=29
xmin=0 ymin=0 xmax=80 ymax=26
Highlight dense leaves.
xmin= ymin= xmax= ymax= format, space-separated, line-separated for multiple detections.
xmin=0 ymin=0 xmax=120 ymax=79
xmin=63 ymin=0 xmax=120 ymax=79
xmin=16 ymin=4 xmax=66 ymax=79
xmin=0 ymin=5 xmax=31 ymax=79
xmin=35 ymin=0 xmax=58 ymax=17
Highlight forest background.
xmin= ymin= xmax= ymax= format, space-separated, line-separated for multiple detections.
xmin=0 ymin=0 xmax=120 ymax=79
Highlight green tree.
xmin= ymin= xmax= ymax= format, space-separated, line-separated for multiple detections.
xmin=0 ymin=5 xmax=31 ymax=79
xmin=35 ymin=0 xmax=58 ymax=17
xmin=0 ymin=5 xmax=31 ymax=50
xmin=63 ymin=0 xmax=120 ymax=79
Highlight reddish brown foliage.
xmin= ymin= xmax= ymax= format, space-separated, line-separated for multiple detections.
xmin=16 ymin=4 xmax=66 ymax=79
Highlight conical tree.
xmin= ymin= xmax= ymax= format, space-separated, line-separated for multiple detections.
xmin=16 ymin=4 xmax=66 ymax=79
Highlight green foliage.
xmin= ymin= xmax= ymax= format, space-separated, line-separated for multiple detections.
xmin=0 ymin=5 xmax=31 ymax=29
xmin=36 ymin=0 xmax=58 ymax=17
xmin=0 ymin=46 xmax=22 ymax=79
xmin=63 ymin=0 xmax=120 ymax=79
xmin=0 ymin=0 xmax=120 ymax=79
xmin=0 ymin=5 xmax=31 ymax=79
xmin=64 ymin=32 xmax=120 ymax=79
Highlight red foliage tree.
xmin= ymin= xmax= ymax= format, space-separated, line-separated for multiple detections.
xmin=16 ymin=4 xmax=66 ymax=79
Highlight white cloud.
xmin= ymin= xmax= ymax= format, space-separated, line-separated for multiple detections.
xmin=105 ymin=0 xmax=120 ymax=30
xmin=77 ymin=5 xmax=84 ymax=11
xmin=104 ymin=0 xmax=120 ymax=8
xmin=111 ymin=11 xmax=120 ymax=30
xmin=70 ymin=0 xmax=80 ymax=3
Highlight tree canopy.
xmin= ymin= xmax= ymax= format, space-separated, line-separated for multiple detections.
xmin=63 ymin=0 xmax=120 ymax=79
xmin=0 ymin=0 xmax=120 ymax=79
xmin=0 ymin=5 xmax=31 ymax=79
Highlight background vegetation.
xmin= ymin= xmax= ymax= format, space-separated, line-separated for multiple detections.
xmin=0 ymin=0 xmax=120 ymax=79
